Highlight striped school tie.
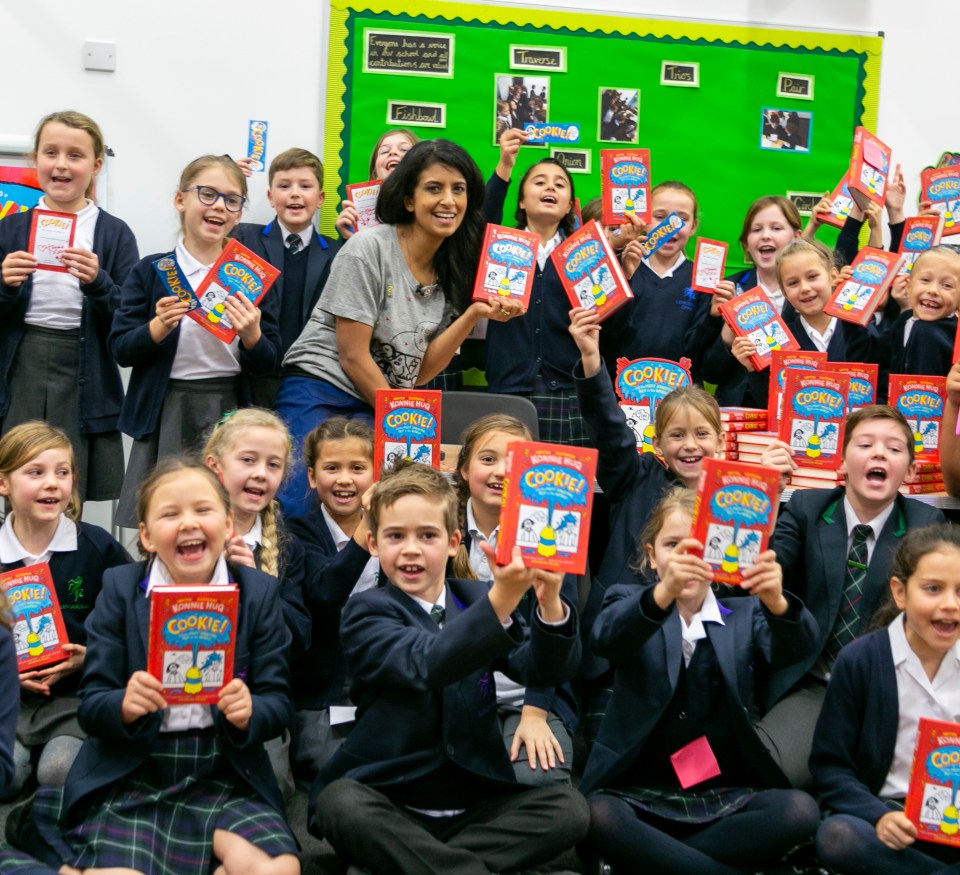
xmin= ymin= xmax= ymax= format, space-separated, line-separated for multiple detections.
xmin=286 ymin=233 xmax=302 ymax=253
xmin=826 ymin=523 xmax=872 ymax=665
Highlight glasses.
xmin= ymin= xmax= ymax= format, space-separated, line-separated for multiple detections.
xmin=183 ymin=185 xmax=246 ymax=213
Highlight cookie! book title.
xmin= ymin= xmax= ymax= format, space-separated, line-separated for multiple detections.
xmin=766 ymin=350 xmax=827 ymax=425
xmin=831 ymin=362 xmax=878 ymax=411
xmin=551 ymin=220 xmax=633 ymax=322
xmin=600 ymin=148 xmax=651 ymax=225
xmin=146 ymin=585 xmax=239 ymax=705
xmin=897 ymin=215 xmax=945 ymax=275
xmin=496 ymin=441 xmax=598 ymax=575
xmin=373 ymin=389 xmax=441 ymax=479
xmin=905 ymin=718 xmax=960 ymax=848
xmin=0 ymin=563 xmax=69 ymax=672
xmin=777 ymin=370 xmax=852 ymax=470
xmin=614 ymin=357 xmax=692 ymax=455
xmin=848 ymin=126 xmax=892 ymax=210
xmin=472 ymin=224 xmax=539 ymax=308
xmin=690 ymin=458 xmax=780 ymax=586
xmin=823 ymin=246 xmax=904 ymax=326
xmin=889 ymin=374 xmax=946 ymax=463
xmin=718 ymin=288 xmax=799 ymax=371
xmin=921 ymin=166 xmax=960 ymax=238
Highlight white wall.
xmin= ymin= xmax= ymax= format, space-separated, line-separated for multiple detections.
xmin=3 ymin=0 xmax=957 ymax=250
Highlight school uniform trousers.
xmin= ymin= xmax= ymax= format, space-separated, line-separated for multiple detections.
xmin=0 ymin=631 xmax=18 ymax=798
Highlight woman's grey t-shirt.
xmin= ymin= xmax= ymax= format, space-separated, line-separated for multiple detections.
xmin=282 ymin=224 xmax=451 ymax=399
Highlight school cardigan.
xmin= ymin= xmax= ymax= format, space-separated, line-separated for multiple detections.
xmin=768 ymin=487 xmax=943 ymax=706
xmin=253 ymin=532 xmax=311 ymax=661
xmin=0 ymin=207 xmax=138 ymax=433
xmin=61 ymin=561 xmax=293 ymax=826
xmin=579 ymin=585 xmax=817 ymax=796
xmin=0 ymin=631 xmax=17 ymax=797
xmin=109 ymin=253 xmax=281 ymax=439
xmin=808 ymin=628 xmax=901 ymax=825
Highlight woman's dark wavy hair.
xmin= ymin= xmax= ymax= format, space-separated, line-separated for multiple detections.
xmin=514 ymin=158 xmax=577 ymax=238
xmin=376 ymin=139 xmax=485 ymax=314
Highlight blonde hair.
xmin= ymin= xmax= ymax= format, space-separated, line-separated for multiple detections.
xmin=775 ymin=238 xmax=837 ymax=288
xmin=203 ymin=409 xmax=292 ymax=577
xmin=33 ymin=111 xmax=105 ymax=198
xmin=654 ymin=385 xmax=723 ymax=438
xmin=368 ymin=461 xmax=458 ymax=539
xmin=177 ymin=155 xmax=248 ymax=238
xmin=0 ymin=421 xmax=80 ymax=523
xmin=368 ymin=129 xmax=420 ymax=180
xmin=633 ymin=485 xmax=697 ymax=575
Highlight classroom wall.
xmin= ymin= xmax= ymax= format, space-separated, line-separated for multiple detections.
xmin=3 ymin=0 xmax=956 ymax=253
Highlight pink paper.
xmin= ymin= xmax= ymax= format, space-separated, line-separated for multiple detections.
xmin=864 ymin=139 xmax=887 ymax=173
xmin=670 ymin=735 xmax=721 ymax=789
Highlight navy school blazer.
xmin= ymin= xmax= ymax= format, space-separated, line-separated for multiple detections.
xmin=61 ymin=561 xmax=293 ymax=826
xmin=252 ymin=531 xmax=311 ymax=661
xmin=0 ymin=207 xmax=138 ymax=433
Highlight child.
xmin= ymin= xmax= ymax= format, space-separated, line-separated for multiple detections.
xmin=0 ymin=422 xmax=128 ymax=798
xmin=21 ymin=459 xmax=299 ymax=875
xmin=0 ymin=589 xmax=17 ymax=798
xmin=277 ymin=139 xmax=520 ymax=517
xmin=110 ymin=154 xmax=281 ymax=528
xmin=940 ymin=361 xmax=960 ymax=497
xmin=233 ymin=148 xmax=341 ymax=408
xmin=812 ymin=523 xmax=960 ymax=874
xmin=452 ymin=413 xmax=579 ymax=785
xmin=310 ymin=462 xmax=588 ymax=873
xmin=760 ymin=406 xmax=944 ymax=788
xmin=582 ymin=487 xmax=820 ymax=874
xmin=0 ymin=111 xmax=138 ymax=502
xmin=285 ymin=418 xmax=378 ymax=780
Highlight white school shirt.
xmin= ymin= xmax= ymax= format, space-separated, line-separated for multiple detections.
xmin=320 ymin=505 xmax=378 ymax=594
xmin=642 ymin=251 xmax=686 ymax=279
xmin=25 ymin=197 xmax=99 ymax=330
xmin=880 ymin=612 xmax=960 ymax=799
xmin=531 ymin=230 xmax=562 ymax=271
xmin=145 ymin=556 xmax=232 ymax=732
xmin=277 ymin=220 xmax=312 ymax=252
xmin=679 ymin=588 xmax=725 ymax=667
xmin=757 ymin=279 xmax=785 ymax=316
xmin=241 ymin=515 xmax=263 ymax=553
xmin=0 ymin=513 xmax=77 ymax=565
xmin=168 ymin=241 xmax=242 ymax=380
xmin=799 ymin=315 xmax=837 ymax=354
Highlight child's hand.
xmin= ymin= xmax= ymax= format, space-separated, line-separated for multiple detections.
xmin=152 ymin=295 xmax=190 ymax=341
xmin=496 ymin=129 xmax=527 ymax=180
xmin=864 ymin=202 xmax=884 ymax=248
xmin=608 ymin=214 xmax=646 ymax=254
xmin=30 ymin=643 xmax=86 ymax=692
xmin=838 ymin=264 xmax=853 ymax=284
xmin=19 ymin=669 xmax=51 ymax=695
xmin=709 ymin=280 xmax=735 ymax=317
xmin=218 ymin=677 xmax=252 ymax=731
xmin=802 ymin=190 xmax=832 ymax=238
xmin=730 ymin=335 xmax=757 ymax=372
xmin=620 ymin=238 xmax=646 ymax=280
xmin=1 ymin=250 xmax=37 ymax=288
xmin=740 ymin=550 xmax=788 ymax=615
xmin=760 ymin=438 xmax=797 ymax=493
xmin=891 ymin=273 xmax=910 ymax=311
xmin=484 ymin=543 xmax=536 ymax=622
xmin=235 ymin=156 xmax=256 ymax=178
xmin=225 ymin=533 xmax=256 ymax=568
xmin=653 ymin=538 xmax=713 ymax=608
xmin=568 ymin=306 xmax=601 ymax=377
xmin=121 ymin=670 xmax=167 ymax=724
xmin=886 ymin=163 xmax=906 ymax=224
xmin=335 ymin=199 xmax=358 ymax=240
xmin=472 ymin=297 xmax=524 ymax=324
xmin=352 ymin=485 xmax=376 ymax=548
xmin=62 ymin=247 xmax=99 ymax=285
xmin=225 ymin=293 xmax=262 ymax=349
xmin=875 ymin=810 xmax=918 ymax=851
xmin=947 ymin=362 xmax=960 ymax=405
xmin=532 ymin=567 xmax=565 ymax=623
xmin=720 ymin=322 xmax=735 ymax=349
xmin=510 ymin=705 xmax=564 ymax=771
xmin=918 ymin=201 xmax=941 ymax=219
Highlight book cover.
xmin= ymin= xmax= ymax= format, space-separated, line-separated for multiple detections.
xmin=600 ymin=148 xmax=651 ymax=225
xmin=905 ymin=717 xmax=960 ymax=847
xmin=848 ymin=127 xmax=892 ymax=210
xmin=640 ymin=212 xmax=685 ymax=258
xmin=345 ymin=180 xmax=381 ymax=232
xmin=496 ymin=441 xmax=598 ymax=575
xmin=28 ymin=209 xmax=76 ymax=272
xmin=180 ymin=239 xmax=280 ymax=344
xmin=898 ymin=215 xmax=946 ymax=275
xmin=471 ymin=224 xmax=539 ymax=308
xmin=147 ymin=584 xmax=238 ymax=705
xmin=921 ymin=166 xmax=960 ymax=238
xmin=831 ymin=362 xmax=879 ymax=410
xmin=818 ymin=174 xmax=856 ymax=230
xmin=690 ymin=458 xmax=780 ymax=586
xmin=614 ymin=357 xmax=692 ymax=454
xmin=766 ymin=351 xmax=827 ymax=426
xmin=1 ymin=563 xmax=69 ymax=672
xmin=889 ymin=374 xmax=947 ymax=463
xmin=551 ymin=220 xmax=634 ymax=322
xmin=718 ymin=288 xmax=799 ymax=371
xmin=823 ymin=247 xmax=904 ymax=327
xmin=373 ymin=389 xmax=442 ymax=478
xmin=777 ymin=370 xmax=851 ymax=470
xmin=691 ymin=238 xmax=729 ymax=294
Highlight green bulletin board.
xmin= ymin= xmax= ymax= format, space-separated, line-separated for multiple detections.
xmin=324 ymin=0 xmax=882 ymax=270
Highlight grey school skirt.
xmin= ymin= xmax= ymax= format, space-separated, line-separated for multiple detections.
xmin=115 ymin=376 xmax=239 ymax=527
xmin=1 ymin=326 xmax=124 ymax=502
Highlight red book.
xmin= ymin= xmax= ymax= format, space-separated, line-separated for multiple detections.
xmin=691 ymin=238 xmax=728 ymax=294
xmin=848 ymin=127 xmax=892 ymax=210
xmin=690 ymin=458 xmax=780 ymax=586
xmin=818 ymin=173 xmax=856 ymax=230
xmin=766 ymin=351 xmax=827 ymax=426
xmin=496 ymin=441 xmax=598 ymax=575
xmin=720 ymin=407 xmax=769 ymax=422
xmin=898 ymin=215 xmax=946 ymax=274
xmin=373 ymin=389 xmax=441 ymax=479
xmin=905 ymin=718 xmax=960 ymax=848
xmin=551 ymin=220 xmax=633 ymax=322
xmin=1 ymin=563 xmax=69 ymax=672
xmin=471 ymin=224 xmax=539 ymax=308
xmin=777 ymin=370 xmax=851 ymax=470
xmin=146 ymin=584 xmax=239 ymax=705
xmin=613 ymin=357 xmax=692 ymax=454
xmin=900 ymin=481 xmax=946 ymax=495
xmin=345 ymin=179 xmax=381 ymax=232
xmin=600 ymin=148 xmax=651 ymax=225
xmin=831 ymin=362 xmax=878 ymax=410
xmin=718 ymin=288 xmax=799 ymax=371
xmin=185 ymin=239 xmax=280 ymax=344
xmin=28 ymin=209 xmax=76 ymax=272
xmin=889 ymin=374 xmax=947 ymax=463
xmin=572 ymin=197 xmax=583 ymax=230
xmin=823 ymin=247 xmax=904 ymax=326
xmin=920 ymin=166 xmax=960 ymax=238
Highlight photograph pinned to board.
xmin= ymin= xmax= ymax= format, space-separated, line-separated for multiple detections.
xmin=760 ymin=108 xmax=812 ymax=152
xmin=494 ymin=74 xmax=550 ymax=144
xmin=599 ymin=88 xmax=639 ymax=143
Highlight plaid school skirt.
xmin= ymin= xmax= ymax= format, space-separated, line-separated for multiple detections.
xmin=609 ymin=785 xmax=758 ymax=825
xmin=527 ymin=382 xmax=590 ymax=446
xmin=31 ymin=730 xmax=298 ymax=875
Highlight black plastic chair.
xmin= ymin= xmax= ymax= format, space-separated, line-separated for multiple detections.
xmin=440 ymin=391 xmax=540 ymax=443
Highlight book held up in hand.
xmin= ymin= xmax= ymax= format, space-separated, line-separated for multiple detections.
xmin=28 ymin=209 xmax=76 ymax=272
xmin=847 ymin=127 xmax=892 ymax=210
xmin=600 ymin=148 xmax=652 ymax=225
xmin=345 ymin=180 xmax=382 ymax=232
xmin=1 ymin=563 xmax=70 ymax=672
xmin=888 ymin=374 xmax=946 ymax=463
xmin=905 ymin=718 xmax=960 ymax=848
xmin=614 ymin=357 xmax=692 ymax=454
xmin=471 ymin=224 xmax=539 ymax=308
xmin=718 ymin=288 xmax=799 ymax=371
xmin=373 ymin=389 xmax=441 ymax=479
xmin=777 ymin=370 xmax=851 ymax=470
xmin=823 ymin=247 xmax=903 ymax=327
xmin=551 ymin=220 xmax=633 ymax=322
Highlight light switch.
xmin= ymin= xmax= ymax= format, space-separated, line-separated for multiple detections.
xmin=83 ymin=41 xmax=116 ymax=72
